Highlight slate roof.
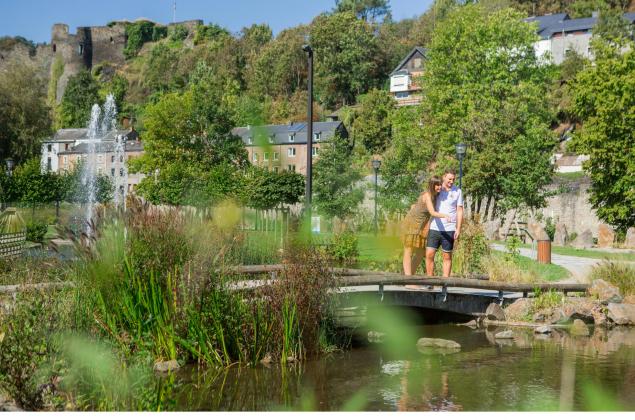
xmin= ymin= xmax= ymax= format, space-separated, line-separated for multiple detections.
xmin=231 ymin=121 xmax=346 ymax=146
xmin=49 ymin=128 xmax=89 ymax=142
xmin=525 ymin=13 xmax=569 ymax=39
xmin=58 ymin=140 xmax=144 ymax=155
xmin=390 ymin=46 xmax=427 ymax=76
xmin=527 ymin=12 xmax=635 ymax=40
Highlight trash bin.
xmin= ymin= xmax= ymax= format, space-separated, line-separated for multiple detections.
xmin=537 ymin=239 xmax=551 ymax=264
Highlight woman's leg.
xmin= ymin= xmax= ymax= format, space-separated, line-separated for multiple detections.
xmin=403 ymin=246 xmax=413 ymax=275
xmin=411 ymin=247 xmax=426 ymax=274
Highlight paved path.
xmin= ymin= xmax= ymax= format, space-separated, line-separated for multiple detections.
xmin=491 ymin=244 xmax=601 ymax=282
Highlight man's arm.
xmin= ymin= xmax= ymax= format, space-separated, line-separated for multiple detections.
xmin=454 ymin=205 xmax=463 ymax=240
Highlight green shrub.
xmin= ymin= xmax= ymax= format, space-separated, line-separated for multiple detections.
xmin=590 ymin=260 xmax=635 ymax=297
xmin=168 ymin=25 xmax=188 ymax=41
xmin=151 ymin=26 xmax=167 ymax=42
xmin=124 ymin=21 xmax=156 ymax=58
xmin=452 ymin=219 xmax=490 ymax=276
xmin=545 ymin=217 xmax=556 ymax=241
xmin=26 ymin=220 xmax=47 ymax=243
xmin=327 ymin=230 xmax=359 ymax=263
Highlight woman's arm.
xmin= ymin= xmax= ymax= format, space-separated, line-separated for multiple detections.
xmin=422 ymin=192 xmax=449 ymax=219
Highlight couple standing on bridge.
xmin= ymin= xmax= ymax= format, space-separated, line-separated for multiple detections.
xmin=401 ymin=168 xmax=463 ymax=280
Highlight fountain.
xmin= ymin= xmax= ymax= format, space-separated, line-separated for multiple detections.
xmin=80 ymin=93 xmax=127 ymax=235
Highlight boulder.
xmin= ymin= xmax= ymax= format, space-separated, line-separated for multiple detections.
xmin=367 ymin=331 xmax=386 ymax=343
xmin=459 ymin=320 xmax=478 ymax=329
xmin=504 ymin=298 xmax=532 ymax=321
xmin=483 ymin=219 xmax=501 ymax=241
xmin=532 ymin=311 xmax=548 ymax=323
xmin=589 ymin=279 xmax=623 ymax=304
xmin=417 ymin=338 xmax=461 ymax=349
xmin=591 ymin=306 xmax=609 ymax=326
xmin=570 ymin=319 xmax=590 ymax=336
xmin=563 ymin=297 xmax=596 ymax=323
xmin=607 ymin=303 xmax=635 ymax=325
xmin=571 ymin=229 xmax=593 ymax=248
xmin=597 ymin=224 xmax=615 ymax=248
xmin=527 ymin=222 xmax=550 ymax=241
xmin=553 ymin=222 xmax=568 ymax=246
xmin=495 ymin=330 xmax=514 ymax=339
xmin=623 ymin=295 xmax=635 ymax=304
xmin=548 ymin=308 xmax=569 ymax=325
xmin=153 ymin=360 xmax=179 ymax=373
xmin=625 ymin=227 xmax=635 ymax=248
xmin=485 ymin=303 xmax=506 ymax=321
xmin=534 ymin=325 xmax=553 ymax=334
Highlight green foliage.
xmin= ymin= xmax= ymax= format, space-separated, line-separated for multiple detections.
xmin=168 ymin=24 xmax=188 ymax=41
xmin=313 ymin=135 xmax=364 ymax=220
xmin=418 ymin=3 xmax=557 ymax=213
xmin=327 ymin=230 xmax=359 ymax=263
xmin=569 ymin=38 xmax=635 ymax=231
xmin=60 ymin=70 xmax=101 ymax=128
xmin=151 ymin=25 xmax=168 ymax=42
xmin=531 ymin=288 xmax=565 ymax=312
xmin=193 ymin=22 xmax=230 ymax=45
xmin=451 ymin=220 xmax=490 ymax=276
xmin=352 ymin=88 xmax=395 ymax=154
xmin=310 ymin=12 xmax=381 ymax=107
xmin=0 ymin=290 xmax=66 ymax=410
xmin=124 ymin=21 xmax=157 ymax=58
xmin=544 ymin=217 xmax=556 ymax=241
xmin=0 ymin=63 xmax=52 ymax=163
xmin=26 ymin=220 xmax=48 ymax=243
xmin=590 ymin=260 xmax=635 ymax=296
xmin=244 ymin=167 xmax=305 ymax=209
xmin=0 ymin=35 xmax=36 ymax=54
xmin=334 ymin=0 xmax=391 ymax=21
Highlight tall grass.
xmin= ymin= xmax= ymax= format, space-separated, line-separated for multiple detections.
xmin=589 ymin=260 xmax=635 ymax=297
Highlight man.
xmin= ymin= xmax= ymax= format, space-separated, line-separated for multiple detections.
xmin=425 ymin=169 xmax=463 ymax=277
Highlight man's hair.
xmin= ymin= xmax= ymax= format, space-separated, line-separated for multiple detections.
xmin=443 ymin=168 xmax=456 ymax=176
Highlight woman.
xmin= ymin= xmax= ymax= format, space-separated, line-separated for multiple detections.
xmin=401 ymin=176 xmax=449 ymax=276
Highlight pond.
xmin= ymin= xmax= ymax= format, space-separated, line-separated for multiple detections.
xmin=171 ymin=324 xmax=635 ymax=411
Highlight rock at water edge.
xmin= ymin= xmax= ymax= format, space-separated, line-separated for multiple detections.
xmin=607 ymin=303 xmax=635 ymax=325
xmin=589 ymin=279 xmax=623 ymax=304
xmin=570 ymin=319 xmax=590 ymax=336
xmin=417 ymin=338 xmax=461 ymax=349
xmin=495 ymin=330 xmax=514 ymax=339
xmin=486 ymin=303 xmax=506 ymax=321
xmin=153 ymin=360 xmax=179 ymax=373
xmin=534 ymin=325 xmax=553 ymax=334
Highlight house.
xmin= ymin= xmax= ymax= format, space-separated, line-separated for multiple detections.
xmin=41 ymin=128 xmax=145 ymax=192
xmin=231 ymin=121 xmax=348 ymax=175
xmin=389 ymin=46 xmax=426 ymax=106
xmin=527 ymin=12 xmax=635 ymax=64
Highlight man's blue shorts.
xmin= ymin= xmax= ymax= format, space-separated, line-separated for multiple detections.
xmin=426 ymin=230 xmax=455 ymax=253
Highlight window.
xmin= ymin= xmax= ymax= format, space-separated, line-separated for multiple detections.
xmin=314 ymin=132 xmax=321 ymax=141
xmin=47 ymin=157 xmax=51 ymax=171
xmin=269 ymin=135 xmax=275 ymax=144
xmin=247 ymin=136 xmax=253 ymax=145
xmin=111 ymin=168 xmax=115 ymax=177
xmin=263 ymin=152 xmax=269 ymax=161
xmin=47 ymin=144 xmax=52 ymax=152
xmin=273 ymin=167 xmax=279 ymax=173
xmin=98 ymin=154 xmax=103 ymax=163
xmin=52 ymin=44 xmax=56 ymax=52
xmin=312 ymin=147 xmax=319 ymax=157
xmin=288 ymin=133 xmax=295 ymax=142
xmin=396 ymin=92 xmax=409 ymax=98
xmin=111 ymin=155 xmax=115 ymax=163
xmin=120 ymin=168 xmax=124 ymax=177
xmin=287 ymin=164 xmax=296 ymax=172
xmin=287 ymin=147 xmax=296 ymax=157
xmin=78 ymin=44 xmax=83 ymax=55
xmin=65 ymin=143 xmax=69 ymax=151
xmin=253 ymin=152 xmax=259 ymax=162
xmin=120 ymin=155 xmax=124 ymax=162
xmin=413 ymin=57 xmax=422 ymax=69
xmin=63 ymin=156 xmax=68 ymax=165
xmin=273 ymin=152 xmax=279 ymax=161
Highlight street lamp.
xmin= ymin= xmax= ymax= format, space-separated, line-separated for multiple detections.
xmin=5 ymin=158 xmax=14 ymax=177
xmin=455 ymin=143 xmax=467 ymax=189
xmin=372 ymin=159 xmax=381 ymax=236
xmin=302 ymin=44 xmax=314 ymax=229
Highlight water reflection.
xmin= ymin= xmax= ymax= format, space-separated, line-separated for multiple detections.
xmin=172 ymin=325 xmax=635 ymax=411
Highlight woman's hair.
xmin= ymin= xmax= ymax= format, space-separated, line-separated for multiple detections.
xmin=427 ymin=175 xmax=442 ymax=199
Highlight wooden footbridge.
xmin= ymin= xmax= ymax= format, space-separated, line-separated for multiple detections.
xmin=1 ymin=265 xmax=588 ymax=318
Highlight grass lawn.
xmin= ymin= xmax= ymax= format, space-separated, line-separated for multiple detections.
xmin=490 ymin=250 xmax=571 ymax=282
xmin=494 ymin=240 xmax=635 ymax=261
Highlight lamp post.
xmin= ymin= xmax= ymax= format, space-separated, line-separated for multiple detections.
xmin=302 ymin=44 xmax=314 ymax=231
xmin=372 ymin=159 xmax=381 ymax=236
xmin=455 ymin=143 xmax=467 ymax=189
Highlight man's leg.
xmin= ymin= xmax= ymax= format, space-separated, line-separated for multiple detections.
xmin=442 ymin=251 xmax=452 ymax=277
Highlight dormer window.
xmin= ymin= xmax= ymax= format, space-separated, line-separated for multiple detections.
xmin=269 ymin=135 xmax=275 ymax=144
xmin=247 ymin=136 xmax=253 ymax=145
xmin=289 ymin=133 xmax=295 ymax=142
xmin=314 ymin=132 xmax=321 ymax=141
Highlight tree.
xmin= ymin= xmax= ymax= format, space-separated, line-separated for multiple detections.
xmin=0 ymin=63 xmax=52 ymax=164
xmin=417 ymin=4 xmax=556 ymax=215
xmin=244 ymin=167 xmax=305 ymax=210
xmin=334 ymin=0 xmax=391 ymax=22
xmin=313 ymin=135 xmax=365 ymax=220
xmin=352 ymin=89 xmax=395 ymax=154
xmin=60 ymin=70 xmax=101 ymax=128
xmin=569 ymin=38 xmax=635 ymax=231
xmin=310 ymin=12 xmax=381 ymax=108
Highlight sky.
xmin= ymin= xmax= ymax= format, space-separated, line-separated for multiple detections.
xmin=1 ymin=0 xmax=434 ymax=44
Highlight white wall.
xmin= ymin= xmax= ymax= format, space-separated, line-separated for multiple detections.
xmin=390 ymin=74 xmax=410 ymax=93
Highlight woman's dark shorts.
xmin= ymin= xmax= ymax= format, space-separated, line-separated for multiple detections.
xmin=426 ymin=230 xmax=455 ymax=253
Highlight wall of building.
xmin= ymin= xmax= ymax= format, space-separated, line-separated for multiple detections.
xmin=550 ymin=32 xmax=592 ymax=64
xmin=247 ymin=142 xmax=324 ymax=175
